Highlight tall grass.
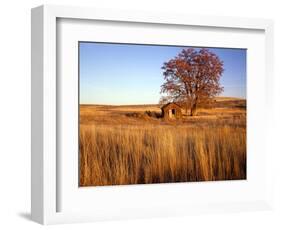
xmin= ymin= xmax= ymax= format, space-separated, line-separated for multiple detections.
xmin=79 ymin=124 xmax=246 ymax=186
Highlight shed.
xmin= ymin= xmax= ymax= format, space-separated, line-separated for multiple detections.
xmin=161 ymin=102 xmax=182 ymax=120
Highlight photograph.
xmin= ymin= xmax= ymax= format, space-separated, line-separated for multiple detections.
xmin=79 ymin=42 xmax=247 ymax=187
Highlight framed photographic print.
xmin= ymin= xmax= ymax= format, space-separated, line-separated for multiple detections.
xmin=78 ymin=42 xmax=247 ymax=187
xmin=31 ymin=5 xmax=274 ymax=225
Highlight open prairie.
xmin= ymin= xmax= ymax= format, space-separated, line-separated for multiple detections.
xmin=79 ymin=98 xmax=246 ymax=186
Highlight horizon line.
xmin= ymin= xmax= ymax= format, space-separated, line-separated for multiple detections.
xmin=80 ymin=96 xmax=246 ymax=106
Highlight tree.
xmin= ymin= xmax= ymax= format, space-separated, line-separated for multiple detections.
xmin=160 ymin=48 xmax=224 ymax=116
xmin=159 ymin=95 xmax=173 ymax=105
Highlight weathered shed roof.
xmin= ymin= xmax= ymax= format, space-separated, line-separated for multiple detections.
xmin=161 ymin=102 xmax=182 ymax=110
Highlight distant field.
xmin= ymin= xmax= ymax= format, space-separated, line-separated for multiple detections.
xmin=79 ymin=98 xmax=246 ymax=186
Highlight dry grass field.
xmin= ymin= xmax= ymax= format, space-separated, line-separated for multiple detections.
xmin=79 ymin=97 xmax=246 ymax=186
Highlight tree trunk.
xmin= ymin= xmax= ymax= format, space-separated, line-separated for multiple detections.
xmin=190 ymin=103 xmax=197 ymax=116
xmin=185 ymin=101 xmax=189 ymax=114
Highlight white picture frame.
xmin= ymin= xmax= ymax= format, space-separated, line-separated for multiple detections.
xmin=31 ymin=4 xmax=274 ymax=225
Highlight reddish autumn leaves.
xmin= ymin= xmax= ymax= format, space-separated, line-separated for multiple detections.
xmin=161 ymin=48 xmax=224 ymax=116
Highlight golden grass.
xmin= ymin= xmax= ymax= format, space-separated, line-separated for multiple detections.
xmin=80 ymin=122 xmax=246 ymax=186
xmin=79 ymin=99 xmax=246 ymax=186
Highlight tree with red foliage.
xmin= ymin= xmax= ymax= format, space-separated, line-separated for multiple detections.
xmin=160 ymin=48 xmax=224 ymax=116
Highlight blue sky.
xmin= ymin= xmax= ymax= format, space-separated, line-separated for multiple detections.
xmin=79 ymin=42 xmax=246 ymax=105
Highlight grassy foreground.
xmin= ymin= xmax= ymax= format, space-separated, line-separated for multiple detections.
xmin=79 ymin=100 xmax=246 ymax=186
